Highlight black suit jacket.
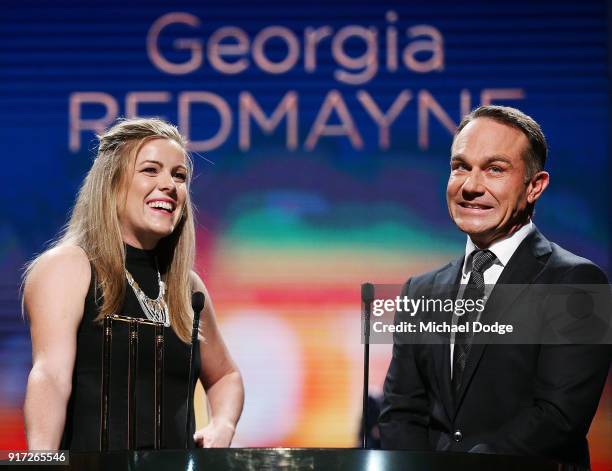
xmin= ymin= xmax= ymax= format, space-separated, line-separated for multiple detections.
xmin=379 ymin=228 xmax=611 ymax=468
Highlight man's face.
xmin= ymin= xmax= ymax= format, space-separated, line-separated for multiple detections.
xmin=447 ymin=117 xmax=538 ymax=247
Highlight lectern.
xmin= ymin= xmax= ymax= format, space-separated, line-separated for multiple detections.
xmin=24 ymin=448 xmax=576 ymax=471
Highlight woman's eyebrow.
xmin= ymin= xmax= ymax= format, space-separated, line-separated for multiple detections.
xmin=139 ymin=159 xmax=187 ymax=170
xmin=139 ymin=159 xmax=161 ymax=166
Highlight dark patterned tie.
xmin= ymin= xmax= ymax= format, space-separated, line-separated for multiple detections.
xmin=452 ymin=249 xmax=497 ymax=397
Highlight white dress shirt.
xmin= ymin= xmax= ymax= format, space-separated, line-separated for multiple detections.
xmin=450 ymin=221 xmax=534 ymax=378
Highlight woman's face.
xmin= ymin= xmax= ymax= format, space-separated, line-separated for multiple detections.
xmin=117 ymin=138 xmax=188 ymax=249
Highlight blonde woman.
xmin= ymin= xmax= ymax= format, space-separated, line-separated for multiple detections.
xmin=23 ymin=118 xmax=243 ymax=450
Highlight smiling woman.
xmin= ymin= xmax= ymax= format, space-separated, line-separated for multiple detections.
xmin=21 ymin=117 xmax=244 ymax=451
xmin=118 ymin=138 xmax=189 ymax=251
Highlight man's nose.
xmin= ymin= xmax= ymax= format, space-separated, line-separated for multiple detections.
xmin=461 ymin=170 xmax=485 ymax=197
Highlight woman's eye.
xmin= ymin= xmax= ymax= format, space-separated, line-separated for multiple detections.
xmin=174 ymin=173 xmax=187 ymax=182
xmin=143 ymin=167 xmax=157 ymax=174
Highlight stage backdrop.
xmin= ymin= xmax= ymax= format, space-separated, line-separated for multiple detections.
xmin=1 ymin=1 xmax=610 ymax=468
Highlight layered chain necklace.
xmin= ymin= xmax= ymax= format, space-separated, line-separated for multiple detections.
xmin=125 ymin=266 xmax=170 ymax=327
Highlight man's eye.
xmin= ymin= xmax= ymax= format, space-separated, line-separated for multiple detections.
xmin=489 ymin=166 xmax=503 ymax=173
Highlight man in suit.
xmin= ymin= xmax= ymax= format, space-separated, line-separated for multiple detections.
xmin=379 ymin=105 xmax=611 ymax=468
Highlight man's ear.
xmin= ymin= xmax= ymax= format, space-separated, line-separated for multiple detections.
xmin=527 ymin=171 xmax=549 ymax=204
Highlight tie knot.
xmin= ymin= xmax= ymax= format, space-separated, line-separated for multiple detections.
xmin=471 ymin=249 xmax=496 ymax=273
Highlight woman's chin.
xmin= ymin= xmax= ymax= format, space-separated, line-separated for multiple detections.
xmin=134 ymin=226 xmax=175 ymax=247
xmin=147 ymin=220 xmax=175 ymax=235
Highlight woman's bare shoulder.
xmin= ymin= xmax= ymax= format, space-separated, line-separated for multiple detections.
xmin=25 ymin=245 xmax=91 ymax=297
xmin=25 ymin=245 xmax=91 ymax=365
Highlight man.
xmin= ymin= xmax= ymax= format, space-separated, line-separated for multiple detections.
xmin=379 ymin=105 xmax=611 ymax=468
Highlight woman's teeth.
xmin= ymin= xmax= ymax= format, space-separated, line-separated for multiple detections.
xmin=148 ymin=201 xmax=173 ymax=212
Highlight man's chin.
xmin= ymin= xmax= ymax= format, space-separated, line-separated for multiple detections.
xmin=455 ymin=222 xmax=497 ymax=245
xmin=454 ymin=218 xmax=493 ymax=236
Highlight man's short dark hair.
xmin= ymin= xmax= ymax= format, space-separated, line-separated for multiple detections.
xmin=455 ymin=105 xmax=548 ymax=179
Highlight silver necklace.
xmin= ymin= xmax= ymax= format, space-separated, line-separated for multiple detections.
xmin=125 ymin=268 xmax=170 ymax=327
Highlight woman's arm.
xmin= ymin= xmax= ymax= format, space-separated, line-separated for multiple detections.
xmin=191 ymin=272 xmax=244 ymax=448
xmin=23 ymin=245 xmax=90 ymax=450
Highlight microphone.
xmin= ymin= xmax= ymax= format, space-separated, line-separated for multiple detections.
xmin=185 ymin=291 xmax=205 ymax=448
xmin=361 ymin=283 xmax=374 ymax=449
xmin=191 ymin=292 xmax=205 ymax=343
xmin=362 ymin=282 xmax=375 ymax=306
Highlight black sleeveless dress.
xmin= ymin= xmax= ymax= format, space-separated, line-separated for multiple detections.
xmin=60 ymin=245 xmax=200 ymax=450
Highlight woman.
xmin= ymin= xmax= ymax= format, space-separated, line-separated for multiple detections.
xmin=23 ymin=117 xmax=244 ymax=450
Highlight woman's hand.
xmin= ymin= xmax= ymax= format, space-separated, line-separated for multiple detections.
xmin=193 ymin=418 xmax=236 ymax=448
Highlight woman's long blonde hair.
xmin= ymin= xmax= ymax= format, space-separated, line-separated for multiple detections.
xmin=24 ymin=117 xmax=195 ymax=342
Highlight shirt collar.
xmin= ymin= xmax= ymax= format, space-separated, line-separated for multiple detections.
xmin=462 ymin=221 xmax=534 ymax=276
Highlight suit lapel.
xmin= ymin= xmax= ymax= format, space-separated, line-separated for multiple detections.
xmin=430 ymin=257 xmax=463 ymax=422
xmin=453 ymin=228 xmax=552 ymax=413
